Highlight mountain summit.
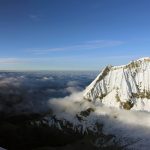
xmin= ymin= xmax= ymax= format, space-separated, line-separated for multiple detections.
xmin=84 ymin=57 xmax=150 ymax=112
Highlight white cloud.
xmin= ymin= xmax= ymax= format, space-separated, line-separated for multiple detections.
xmin=49 ymin=89 xmax=150 ymax=149
xmin=30 ymin=40 xmax=124 ymax=54
xmin=0 ymin=58 xmax=26 ymax=64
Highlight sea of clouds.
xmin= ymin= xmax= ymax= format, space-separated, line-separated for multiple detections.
xmin=0 ymin=71 xmax=97 ymax=115
xmin=49 ymin=84 xmax=150 ymax=150
xmin=1 ymin=71 xmax=150 ymax=149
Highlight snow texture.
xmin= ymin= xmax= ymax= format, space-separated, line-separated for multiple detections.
xmin=48 ymin=58 xmax=150 ymax=150
xmin=84 ymin=57 xmax=150 ymax=112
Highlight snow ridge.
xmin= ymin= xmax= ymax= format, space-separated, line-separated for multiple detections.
xmin=84 ymin=57 xmax=150 ymax=112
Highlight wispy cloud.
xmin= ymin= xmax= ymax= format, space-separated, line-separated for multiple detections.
xmin=0 ymin=57 xmax=74 ymax=65
xmin=0 ymin=58 xmax=27 ymax=64
xmin=30 ymin=40 xmax=124 ymax=54
xmin=28 ymin=14 xmax=40 ymax=21
xmin=0 ymin=55 xmax=142 ymax=70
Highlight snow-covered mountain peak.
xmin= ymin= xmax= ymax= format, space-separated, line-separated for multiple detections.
xmin=136 ymin=57 xmax=150 ymax=61
xmin=111 ymin=57 xmax=150 ymax=69
xmin=84 ymin=57 xmax=150 ymax=112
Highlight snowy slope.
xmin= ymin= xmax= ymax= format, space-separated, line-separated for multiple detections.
xmin=47 ymin=58 xmax=150 ymax=149
xmin=84 ymin=57 xmax=150 ymax=112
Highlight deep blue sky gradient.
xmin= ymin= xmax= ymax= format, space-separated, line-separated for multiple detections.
xmin=0 ymin=0 xmax=150 ymax=70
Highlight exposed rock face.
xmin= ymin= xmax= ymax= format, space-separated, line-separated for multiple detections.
xmin=84 ymin=57 xmax=150 ymax=112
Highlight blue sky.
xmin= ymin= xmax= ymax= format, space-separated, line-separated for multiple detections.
xmin=0 ymin=0 xmax=150 ymax=70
